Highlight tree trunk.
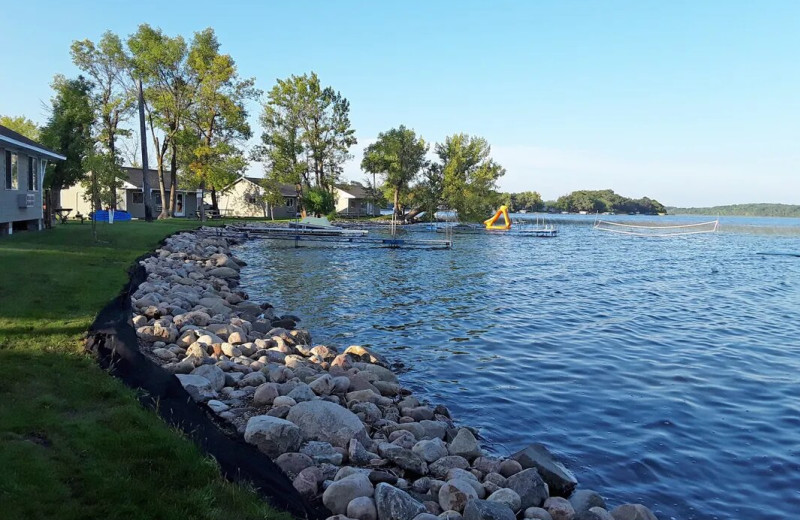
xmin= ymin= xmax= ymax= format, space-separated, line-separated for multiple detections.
xmin=109 ymin=136 xmax=117 ymax=210
xmin=210 ymin=188 xmax=218 ymax=211
xmin=169 ymin=144 xmax=177 ymax=216
xmin=393 ymin=188 xmax=400 ymax=221
xmin=157 ymin=158 xmax=168 ymax=220
xmin=199 ymin=180 xmax=206 ymax=222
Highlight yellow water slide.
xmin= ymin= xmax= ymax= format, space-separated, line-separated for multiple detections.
xmin=484 ymin=205 xmax=512 ymax=230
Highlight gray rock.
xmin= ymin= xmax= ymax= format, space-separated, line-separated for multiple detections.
xmin=293 ymin=468 xmax=318 ymax=498
xmin=462 ymin=499 xmax=516 ymax=520
xmin=244 ymin=415 xmax=302 ymax=458
xmin=379 ymin=444 xmax=429 ymax=475
xmin=348 ymin=496 xmax=378 ymax=520
xmin=208 ymin=266 xmax=238 ymax=278
xmin=486 ymin=488 xmax=521 ymax=512
xmin=448 ymin=429 xmax=481 ymax=461
xmin=287 ymin=382 xmax=317 ymax=402
xmin=349 ymin=438 xmax=377 ymax=466
xmin=438 ymin=512 xmax=463 ymax=520
xmin=239 ymin=371 xmax=267 ymax=387
xmin=287 ymin=399 xmax=369 ymax=448
xmin=497 ymin=459 xmax=523 ymax=478
xmin=430 ymin=456 xmax=470 ymax=479
xmin=310 ymin=373 xmax=336 ymax=395
xmin=585 ymin=508 xmax=614 ymax=520
xmin=524 ymin=507 xmax=553 ymax=520
xmin=275 ymin=452 xmax=314 ymax=479
xmin=375 ymin=483 xmax=426 ymax=520
xmin=445 ymin=469 xmax=478 ymax=483
xmin=191 ymin=364 xmax=226 ymax=391
xmin=175 ymin=374 xmax=217 ymax=402
xmin=511 ymin=444 xmax=577 ymax=497
xmin=419 ymin=420 xmax=448 ymax=440
xmin=543 ymin=497 xmax=574 ymax=520
xmin=336 ymin=467 xmax=372 ymax=481
xmin=322 ymin=474 xmax=375 ymax=515
xmin=569 ymin=490 xmax=605 ymax=514
xmin=574 ymin=510 xmax=612 ymax=520
xmin=402 ymin=406 xmax=435 ymax=421
xmin=302 ymin=441 xmax=345 ymax=465
xmin=273 ymin=396 xmax=297 ymax=407
xmin=253 ymin=382 xmax=280 ymax=406
xmin=608 ymin=504 xmax=657 ymax=520
xmin=207 ymin=399 xmax=229 ymax=413
xmin=413 ymin=439 xmax=449 ymax=463
xmin=504 ymin=468 xmax=549 ymax=510
xmin=438 ymin=480 xmax=478 ymax=513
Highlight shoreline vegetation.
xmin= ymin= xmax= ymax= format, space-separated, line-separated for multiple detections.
xmin=128 ymin=224 xmax=661 ymax=520
xmin=668 ymin=203 xmax=800 ymax=217
xmin=0 ymin=221 xmax=288 ymax=520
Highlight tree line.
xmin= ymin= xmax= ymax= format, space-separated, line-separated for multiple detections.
xmin=549 ymin=189 xmax=667 ymax=214
xmin=2 ymin=25 xmax=508 ymax=222
xmin=668 ymin=203 xmax=800 ymax=217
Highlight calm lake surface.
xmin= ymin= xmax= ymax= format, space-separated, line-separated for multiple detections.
xmin=237 ymin=215 xmax=800 ymax=520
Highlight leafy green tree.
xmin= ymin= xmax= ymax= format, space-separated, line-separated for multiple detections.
xmin=0 ymin=115 xmax=40 ymax=140
xmin=259 ymin=72 xmax=356 ymax=213
xmin=128 ymin=24 xmax=193 ymax=218
xmin=361 ymin=125 xmax=428 ymax=220
xmin=435 ymin=134 xmax=505 ymax=222
xmin=408 ymin=163 xmax=444 ymax=221
xmin=258 ymin=176 xmax=289 ymax=220
xmin=40 ymin=75 xmax=95 ymax=202
xmin=81 ymin=151 xmax=124 ymax=211
xmin=71 ymin=31 xmax=133 ymax=209
xmin=184 ymin=28 xmax=259 ymax=217
xmin=302 ymin=186 xmax=336 ymax=217
xmin=515 ymin=191 xmax=544 ymax=212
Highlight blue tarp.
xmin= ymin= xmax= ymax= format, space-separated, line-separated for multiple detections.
xmin=92 ymin=210 xmax=132 ymax=222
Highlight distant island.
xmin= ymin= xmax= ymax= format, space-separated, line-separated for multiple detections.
xmin=668 ymin=203 xmax=800 ymax=217
xmin=543 ymin=189 xmax=666 ymax=215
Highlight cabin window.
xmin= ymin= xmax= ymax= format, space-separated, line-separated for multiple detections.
xmin=285 ymin=197 xmax=294 ymax=207
xmin=132 ymin=191 xmax=144 ymax=204
xmin=28 ymin=157 xmax=38 ymax=191
xmin=5 ymin=151 xmax=18 ymax=190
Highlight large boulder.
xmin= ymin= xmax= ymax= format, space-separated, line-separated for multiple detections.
xmin=504 ymin=469 xmax=549 ymax=510
xmin=244 ymin=415 xmax=302 ymax=458
xmin=322 ymin=474 xmax=374 ymax=515
xmin=375 ymin=483 xmax=426 ymax=520
xmin=448 ymin=429 xmax=481 ymax=461
xmin=286 ymin=399 xmax=369 ymax=448
xmin=413 ymin=438 xmax=449 ymax=463
xmin=208 ymin=266 xmax=238 ymax=279
xmin=430 ymin=456 xmax=471 ymax=479
xmin=348 ymin=496 xmax=378 ymax=520
xmin=463 ymin=499 xmax=516 ymax=520
xmin=511 ymin=444 xmax=577 ymax=497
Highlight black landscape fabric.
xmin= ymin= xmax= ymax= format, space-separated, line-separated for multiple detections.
xmin=86 ymin=254 xmax=325 ymax=520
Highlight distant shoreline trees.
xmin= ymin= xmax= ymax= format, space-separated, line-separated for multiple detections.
xmin=550 ymin=189 xmax=666 ymax=215
xmin=668 ymin=203 xmax=800 ymax=218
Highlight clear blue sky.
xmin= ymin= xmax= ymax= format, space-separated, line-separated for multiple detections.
xmin=1 ymin=0 xmax=798 ymax=206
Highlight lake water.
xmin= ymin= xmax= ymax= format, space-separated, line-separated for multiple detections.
xmin=237 ymin=215 xmax=800 ymax=520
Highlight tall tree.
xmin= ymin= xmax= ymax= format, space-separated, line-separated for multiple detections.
xmin=361 ymin=125 xmax=428 ymax=220
xmin=39 ymin=75 xmax=95 ymax=204
xmin=71 ymin=31 xmax=133 ymax=209
xmin=436 ymin=134 xmax=505 ymax=222
xmin=0 ymin=115 xmax=39 ymax=140
xmin=259 ymin=72 xmax=356 ymax=213
xmin=128 ymin=24 xmax=192 ymax=218
xmin=184 ymin=28 xmax=259 ymax=216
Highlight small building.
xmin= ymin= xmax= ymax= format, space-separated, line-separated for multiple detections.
xmin=0 ymin=124 xmax=65 ymax=235
xmin=61 ymin=166 xmax=199 ymax=219
xmin=334 ymin=183 xmax=381 ymax=217
xmin=210 ymin=176 xmax=299 ymax=219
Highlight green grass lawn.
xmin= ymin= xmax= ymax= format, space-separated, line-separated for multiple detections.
xmin=0 ymin=220 xmax=291 ymax=520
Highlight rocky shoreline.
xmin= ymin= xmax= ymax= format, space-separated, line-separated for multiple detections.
xmin=131 ymin=229 xmax=659 ymax=520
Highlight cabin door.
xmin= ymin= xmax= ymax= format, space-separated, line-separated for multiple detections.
xmin=175 ymin=193 xmax=185 ymax=217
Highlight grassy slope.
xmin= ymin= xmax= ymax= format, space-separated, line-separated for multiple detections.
xmin=0 ymin=220 xmax=290 ymax=520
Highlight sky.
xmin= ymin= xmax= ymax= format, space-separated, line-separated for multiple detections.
xmin=1 ymin=0 xmax=798 ymax=207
